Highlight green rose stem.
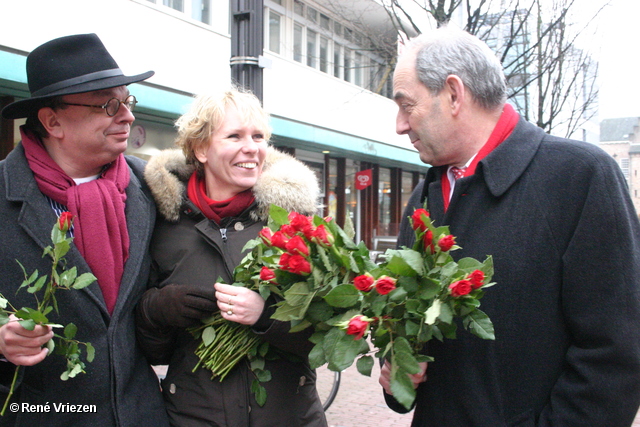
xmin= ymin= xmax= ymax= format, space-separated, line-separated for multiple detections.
xmin=191 ymin=314 xmax=261 ymax=381
xmin=0 ymin=216 xmax=96 ymax=416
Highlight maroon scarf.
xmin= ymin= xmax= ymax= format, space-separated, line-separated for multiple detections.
xmin=21 ymin=126 xmax=130 ymax=314
xmin=442 ymin=104 xmax=519 ymax=210
xmin=187 ymin=172 xmax=254 ymax=224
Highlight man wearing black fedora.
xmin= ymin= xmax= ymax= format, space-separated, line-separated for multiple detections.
xmin=0 ymin=34 xmax=169 ymax=426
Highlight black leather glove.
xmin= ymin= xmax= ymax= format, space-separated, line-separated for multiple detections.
xmin=139 ymin=284 xmax=217 ymax=328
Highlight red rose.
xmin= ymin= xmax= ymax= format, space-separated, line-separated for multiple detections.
xmin=259 ymin=266 xmax=276 ymax=282
xmin=469 ymin=270 xmax=485 ymax=289
xmin=353 ymin=274 xmax=374 ymax=292
xmin=375 ymin=276 xmax=397 ymax=295
xmin=288 ymin=212 xmax=314 ymax=236
xmin=449 ymin=279 xmax=472 ymax=297
xmin=423 ymin=229 xmax=435 ymax=254
xmin=58 ymin=211 xmax=73 ymax=232
xmin=438 ymin=234 xmax=456 ymax=252
xmin=312 ymin=224 xmax=334 ymax=247
xmin=258 ymin=227 xmax=273 ymax=246
xmin=285 ymin=235 xmax=310 ymax=257
xmin=271 ymin=231 xmax=289 ymax=250
xmin=278 ymin=252 xmax=291 ymax=268
xmin=280 ymin=224 xmax=296 ymax=238
xmin=345 ymin=315 xmax=370 ymax=340
xmin=411 ymin=208 xmax=430 ymax=232
xmin=286 ymin=254 xmax=311 ymax=275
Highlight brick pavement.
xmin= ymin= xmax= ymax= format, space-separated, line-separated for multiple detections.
xmin=317 ymin=363 xmax=640 ymax=427
xmin=316 ymin=362 xmax=412 ymax=427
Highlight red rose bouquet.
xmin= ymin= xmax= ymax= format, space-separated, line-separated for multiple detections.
xmin=192 ymin=204 xmax=495 ymax=410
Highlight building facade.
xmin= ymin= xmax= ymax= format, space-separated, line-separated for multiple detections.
xmin=598 ymin=117 xmax=640 ymax=217
xmin=0 ymin=0 xmax=428 ymax=247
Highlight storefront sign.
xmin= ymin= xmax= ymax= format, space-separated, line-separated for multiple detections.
xmin=355 ymin=169 xmax=372 ymax=190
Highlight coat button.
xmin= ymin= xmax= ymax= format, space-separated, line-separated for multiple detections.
xmin=299 ymin=376 xmax=306 ymax=386
xmin=169 ymin=383 xmax=176 ymax=394
xmin=234 ymin=222 xmax=244 ymax=231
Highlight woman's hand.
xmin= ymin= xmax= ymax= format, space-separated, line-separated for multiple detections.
xmin=215 ymin=283 xmax=265 ymax=326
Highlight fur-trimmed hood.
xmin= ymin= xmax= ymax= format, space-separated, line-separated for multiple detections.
xmin=144 ymin=147 xmax=321 ymax=222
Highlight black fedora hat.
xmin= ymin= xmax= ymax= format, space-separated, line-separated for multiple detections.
xmin=1 ymin=33 xmax=154 ymax=119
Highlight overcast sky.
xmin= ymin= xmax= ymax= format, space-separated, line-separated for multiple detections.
xmin=594 ymin=0 xmax=640 ymax=119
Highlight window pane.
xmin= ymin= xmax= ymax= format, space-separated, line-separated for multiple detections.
xmin=354 ymin=52 xmax=363 ymax=86
xmin=196 ymin=0 xmax=210 ymax=24
xmin=344 ymin=48 xmax=351 ymax=82
xmin=307 ymin=29 xmax=317 ymax=68
xmin=333 ymin=44 xmax=342 ymax=78
xmin=401 ymin=172 xmax=413 ymax=212
xmin=320 ymin=37 xmax=329 ymax=73
xmin=294 ymin=0 xmax=304 ymax=16
xmin=294 ymin=24 xmax=303 ymax=63
xmin=307 ymin=6 xmax=317 ymax=23
xmin=163 ymin=0 xmax=183 ymax=11
xmin=269 ymin=11 xmax=281 ymax=54
xmin=320 ymin=14 xmax=331 ymax=31
xmin=334 ymin=22 xmax=342 ymax=37
xmin=378 ymin=168 xmax=391 ymax=235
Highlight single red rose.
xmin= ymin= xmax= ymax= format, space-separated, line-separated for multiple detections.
xmin=289 ymin=212 xmax=314 ymax=236
xmin=278 ymin=252 xmax=291 ymax=268
xmin=423 ymin=229 xmax=435 ymax=254
xmin=280 ymin=224 xmax=296 ymax=238
xmin=286 ymin=254 xmax=311 ymax=275
xmin=375 ymin=276 xmax=397 ymax=295
xmin=312 ymin=224 xmax=334 ymax=247
xmin=285 ymin=235 xmax=310 ymax=257
xmin=438 ymin=234 xmax=456 ymax=252
xmin=259 ymin=266 xmax=276 ymax=282
xmin=353 ymin=274 xmax=374 ymax=292
xmin=258 ymin=227 xmax=273 ymax=246
xmin=411 ymin=208 xmax=430 ymax=232
xmin=469 ymin=270 xmax=485 ymax=289
xmin=346 ymin=315 xmax=370 ymax=340
xmin=271 ymin=231 xmax=289 ymax=250
xmin=58 ymin=211 xmax=73 ymax=232
xmin=449 ymin=279 xmax=473 ymax=297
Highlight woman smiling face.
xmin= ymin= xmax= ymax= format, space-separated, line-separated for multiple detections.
xmin=195 ymin=104 xmax=268 ymax=201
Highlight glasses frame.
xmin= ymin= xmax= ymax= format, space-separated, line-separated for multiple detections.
xmin=60 ymin=95 xmax=137 ymax=117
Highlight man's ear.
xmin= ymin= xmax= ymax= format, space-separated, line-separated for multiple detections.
xmin=37 ymin=108 xmax=63 ymax=139
xmin=444 ymin=75 xmax=465 ymax=115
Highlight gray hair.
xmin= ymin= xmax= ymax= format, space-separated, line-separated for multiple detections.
xmin=408 ymin=25 xmax=507 ymax=110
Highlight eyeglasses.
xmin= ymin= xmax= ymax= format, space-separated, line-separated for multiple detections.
xmin=60 ymin=95 xmax=138 ymax=117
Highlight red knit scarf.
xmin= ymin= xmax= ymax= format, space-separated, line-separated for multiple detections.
xmin=21 ymin=127 xmax=130 ymax=314
xmin=187 ymin=172 xmax=255 ymax=224
xmin=442 ymin=104 xmax=519 ymax=210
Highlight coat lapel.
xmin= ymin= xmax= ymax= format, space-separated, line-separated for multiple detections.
xmin=6 ymin=144 xmax=110 ymax=317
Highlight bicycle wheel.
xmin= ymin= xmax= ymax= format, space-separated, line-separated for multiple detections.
xmin=318 ymin=369 xmax=340 ymax=411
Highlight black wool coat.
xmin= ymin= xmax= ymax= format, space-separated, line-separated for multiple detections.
xmin=385 ymin=118 xmax=640 ymax=427
xmin=0 ymin=144 xmax=169 ymax=427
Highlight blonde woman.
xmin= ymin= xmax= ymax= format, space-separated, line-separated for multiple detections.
xmin=136 ymin=89 xmax=327 ymax=426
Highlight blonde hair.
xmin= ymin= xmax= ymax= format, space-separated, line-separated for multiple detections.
xmin=174 ymin=88 xmax=272 ymax=175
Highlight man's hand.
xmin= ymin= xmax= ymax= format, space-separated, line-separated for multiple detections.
xmin=0 ymin=315 xmax=53 ymax=366
xmin=379 ymin=360 xmax=428 ymax=395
